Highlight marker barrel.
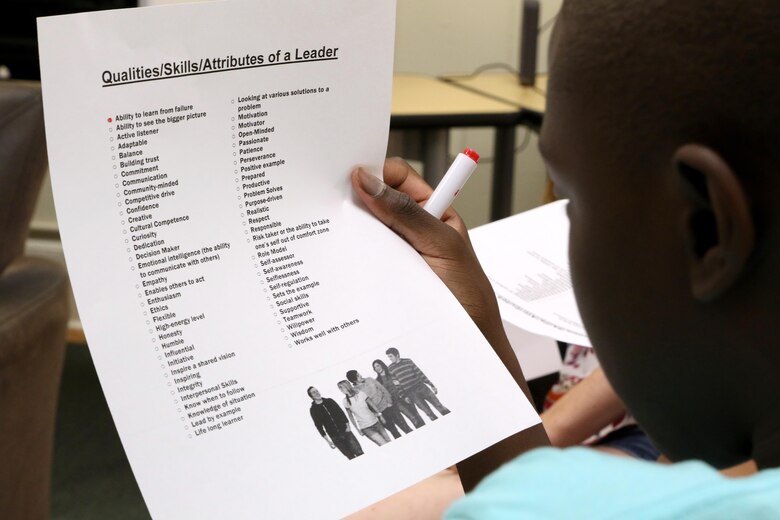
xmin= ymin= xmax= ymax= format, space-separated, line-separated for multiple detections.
xmin=423 ymin=150 xmax=479 ymax=218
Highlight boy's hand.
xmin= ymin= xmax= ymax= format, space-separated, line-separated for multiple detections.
xmin=351 ymin=158 xmax=550 ymax=489
xmin=350 ymin=158 xmax=503 ymax=337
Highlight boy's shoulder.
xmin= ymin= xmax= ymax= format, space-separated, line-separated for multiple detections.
xmin=445 ymin=447 xmax=780 ymax=519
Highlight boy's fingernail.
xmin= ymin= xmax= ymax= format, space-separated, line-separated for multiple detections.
xmin=356 ymin=168 xmax=386 ymax=198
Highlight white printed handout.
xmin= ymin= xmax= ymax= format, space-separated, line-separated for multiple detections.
xmin=470 ymin=200 xmax=592 ymax=347
xmin=37 ymin=1 xmax=540 ymax=518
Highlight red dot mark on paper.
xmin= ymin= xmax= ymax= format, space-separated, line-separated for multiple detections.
xmin=107 ymin=117 xmax=113 ymax=123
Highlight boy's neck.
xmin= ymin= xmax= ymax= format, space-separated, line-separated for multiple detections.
xmin=752 ymin=417 xmax=780 ymax=469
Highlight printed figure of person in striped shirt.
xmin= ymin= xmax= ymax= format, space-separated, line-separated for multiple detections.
xmin=385 ymin=347 xmax=450 ymax=422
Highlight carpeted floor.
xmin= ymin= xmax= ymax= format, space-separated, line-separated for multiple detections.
xmin=51 ymin=343 xmax=150 ymax=519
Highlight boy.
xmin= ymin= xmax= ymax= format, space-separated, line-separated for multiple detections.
xmin=351 ymin=0 xmax=780 ymax=515
xmin=385 ymin=347 xmax=450 ymax=421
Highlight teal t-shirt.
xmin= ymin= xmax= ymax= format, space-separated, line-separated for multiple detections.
xmin=445 ymin=447 xmax=780 ymax=519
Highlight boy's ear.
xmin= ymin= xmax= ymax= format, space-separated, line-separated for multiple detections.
xmin=674 ymin=144 xmax=754 ymax=302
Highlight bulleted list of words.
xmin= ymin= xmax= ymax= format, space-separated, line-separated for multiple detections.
xmin=109 ymin=103 xmax=255 ymax=438
xmin=231 ymin=87 xmax=361 ymax=351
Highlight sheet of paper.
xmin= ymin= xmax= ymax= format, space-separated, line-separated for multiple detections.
xmin=37 ymin=1 xmax=541 ymax=518
xmin=470 ymin=199 xmax=592 ymax=347
xmin=502 ymin=320 xmax=562 ymax=380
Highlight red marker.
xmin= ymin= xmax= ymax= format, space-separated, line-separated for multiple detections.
xmin=423 ymin=148 xmax=480 ymax=219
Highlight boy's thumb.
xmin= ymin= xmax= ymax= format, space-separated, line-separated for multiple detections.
xmin=354 ymin=168 xmax=446 ymax=253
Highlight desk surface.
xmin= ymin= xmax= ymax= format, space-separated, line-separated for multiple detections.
xmin=389 ymin=73 xmax=538 ymax=220
xmin=441 ymin=73 xmax=547 ymax=115
xmin=391 ymin=73 xmax=520 ymax=127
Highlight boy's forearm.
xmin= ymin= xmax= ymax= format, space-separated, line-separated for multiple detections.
xmin=456 ymin=318 xmax=550 ymax=491
xmin=541 ymin=367 xmax=626 ymax=447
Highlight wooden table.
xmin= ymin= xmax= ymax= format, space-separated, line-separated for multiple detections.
xmin=440 ymin=72 xmax=548 ymax=123
xmin=441 ymin=73 xmax=555 ymax=205
xmin=390 ymin=74 xmax=524 ymax=220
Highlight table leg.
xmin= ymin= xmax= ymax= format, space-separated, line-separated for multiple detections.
xmin=491 ymin=125 xmax=516 ymax=221
xmin=421 ymin=128 xmax=449 ymax=187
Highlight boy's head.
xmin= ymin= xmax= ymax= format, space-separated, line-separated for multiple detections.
xmin=346 ymin=370 xmax=361 ymax=384
xmin=385 ymin=347 xmax=400 ymax=363
xmin=543 ymin=0 xmax=780 ymax=468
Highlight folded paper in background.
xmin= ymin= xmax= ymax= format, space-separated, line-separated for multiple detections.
xmin=470 ymin=199 xmax=591 ymax=348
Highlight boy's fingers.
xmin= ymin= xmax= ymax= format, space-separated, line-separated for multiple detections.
xmin=382 ymin=157 xmax=436 ymax=203
xmin=352 ymin=168 xmax=458 ymax=255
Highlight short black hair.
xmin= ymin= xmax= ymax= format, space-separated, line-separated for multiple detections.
xmin=345 ymin=370 xmax=358 ymax=384
xmin=306 ymin=386 xmax=317 ymax=399
xmin=385 ymin=347 xmax=399 ymax=357
xmin=554 ymin=0 xmax=780 ymax=179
